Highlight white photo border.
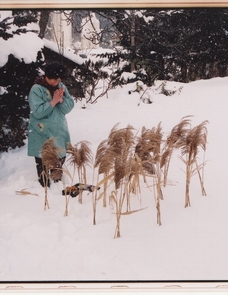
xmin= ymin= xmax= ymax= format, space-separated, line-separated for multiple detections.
xmin=0 ymin=1 xmax=228 ymax=293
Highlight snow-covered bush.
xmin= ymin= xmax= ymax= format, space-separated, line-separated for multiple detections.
xmin=0 ymin=10 xmax=44 ymax=152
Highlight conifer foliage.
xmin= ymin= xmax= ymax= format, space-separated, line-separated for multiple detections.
xmin=95 ymin=8 xmax=228 ymax=84
xmin=0 ymin=10 xmax=44 ymax=152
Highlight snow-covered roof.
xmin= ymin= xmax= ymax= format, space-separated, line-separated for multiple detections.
xmin=43 ymin=38 xmax=84 ymax=66
xmin=0 ymin=32 xmax=44 ymax=68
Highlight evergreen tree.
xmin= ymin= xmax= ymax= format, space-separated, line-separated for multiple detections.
xmin=94 ymin=8 xmax=228 ymax=84
xmin=0 ymin=10 xmax=44 ymax=152
xmin=187 ymin=9 xmax=228 ymax=79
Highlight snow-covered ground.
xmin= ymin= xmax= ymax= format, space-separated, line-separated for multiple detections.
xmin=1 ymin=76 xmax=228 ymax=283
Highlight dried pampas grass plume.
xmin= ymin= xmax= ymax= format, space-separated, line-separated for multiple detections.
xmin=176 ymin=119 xmax=208 ymax=207
xmin=161 ymin=116 xmax=192 ymax=187
xmin=94 ymin=139 xmax=115 ymax=175
xmin=67 ymin=141 xmax=93 ymax=204
xmin=41 ymin=138 xmax=63 ymax=210
xmin=41 ymin=138 xmax=63 ymax=182
xmin=67 ymin=141 xmax=93 ymax=169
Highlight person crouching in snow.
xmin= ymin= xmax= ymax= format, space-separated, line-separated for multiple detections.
xmin=27 ymin=62 xmax=74 ymax=187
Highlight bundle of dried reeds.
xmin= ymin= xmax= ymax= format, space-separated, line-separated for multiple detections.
xmin=67 ymin=141 xmax=93 ymax=204
xmin=94 ymin=124 xmax=135 ymax=206
xmin=67 ymin=141 xmax=92 ymax=171
xmin=176 ymin=120 xmax=208 ymax=207
xmin=128 ymin=153 xmax=144 ymax=196
xmin=109 ymin=126 xmax=135 ymax=237
xmin=161 ymin=116 xmax=192 ymax=187
xmin=41 ymin=138 xmax=63 ymax=210
xmin=42 ymin=138 xmax=63 ymax=180
xmin=34 ymin=117 xmax=209 ymax=236
xmin=135 ymin=123 xmax=163 ymax=225
xmin=94 ymin=124 xmax=137 ymax=237
xmin=135 ymin=125 xmax=163 ymax=176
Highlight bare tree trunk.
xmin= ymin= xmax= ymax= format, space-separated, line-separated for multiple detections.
xmin=181 ymin=61 xmax=188 ymax=82
xmin=38 ymin=10 xmax=52 ymax=39
xmin=130 ymin=13 xmax=136 ymax=72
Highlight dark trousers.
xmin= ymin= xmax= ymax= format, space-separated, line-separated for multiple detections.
xmin=35 ymin=157 xmax=66 ymax=186
xmin=35 ymin=157 xmax=45 ymax=178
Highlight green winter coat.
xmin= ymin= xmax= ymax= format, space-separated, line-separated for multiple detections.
xmin=27 ymin=82 xmax=74 ymax=158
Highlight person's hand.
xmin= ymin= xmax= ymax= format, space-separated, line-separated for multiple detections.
xmin=50 ymin=88 xmax=64 ymax=107
xmin=57 ymin=88 xmax=64 ymax=103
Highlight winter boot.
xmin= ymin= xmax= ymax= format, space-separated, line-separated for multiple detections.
xmin=35 ymin=157 xmax=50 ymax=188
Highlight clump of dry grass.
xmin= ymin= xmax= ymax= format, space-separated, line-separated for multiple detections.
xmin=38 ymin=117 xmax=209 ymax=238
xmin=161 ymin=116 xmax=192 ymax=187
xmin=109 ymin=125 xmax=135 ymax=188
xmin=94 ymin=124 xmax=137 ymax=237
xmin=67 ymin=141 xmax=93 ymax=204
xmin=111 ymin=127 xmax=135 ymax=238
xmin=93 ymin=137 xmax=115 ymax=225
xmin=135 ymin=123 xmax=163 ymax=225
xmin=128 ymin=153 xmax=145 ymax=206
xmin=94 ymin=124 xmax=135 ymax=208
xmin=176 ymin=120 xmax=208 ymax=207
xmin=42 ymin=138 xmax=63 ymax=172
xmin=94 ymin=139 xmax=116 ymax=209
xmin=41 ymin=138 xmax=63 ymax=210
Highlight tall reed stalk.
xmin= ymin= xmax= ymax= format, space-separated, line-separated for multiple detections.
xmin=161 ymin=116 xmax=192 ymax=187
xmin=40 ymin=170 xmax=49 ymax=210
xmin=67 ymin=141 xmax=93 ymax=204
xmin=195 ymin=158 xmax=207 ymax=196
xmin=95 ymin=124 xmax=136 ymax=237
xmin=41 ymin=138 xmax=63 ymax=210
xmin=176 ymin=120 xmax=208 ymax=207
xmin=92 ymin=172 xmax=114 ymax=225
xmin=94 ymin=139 xmax=114 ymax=208
xmin=135 ymin=123 xmax=163 ymax=225
xmin=61 ymin=166 xmax=74 ymax=217
xmin=110 ymin=125 xmax=135 ymax=237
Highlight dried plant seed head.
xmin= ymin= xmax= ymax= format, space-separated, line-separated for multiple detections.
xmin=177 ymin=120 xmax=208 ymax=160
xmin=78 ymin=141 xmax=93 ymax=167
xmin=94 ymin=139 xmax=109 ymax=168
xmin=160 ymin=149 xmax=172 ymax=168
xmin=67 ymin=141 xmax=92 ymax=168
xmin=167 ymin=116 xmax=192 ymax=148
xmin=41 ymin=138 xmax=63 ymax=172
xmin=98 ymin=150 xmax=116 ymax=174
xmin=114 ymin=152 xmax=129 ymax=189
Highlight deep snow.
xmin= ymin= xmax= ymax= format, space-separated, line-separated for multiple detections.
xmin=1 ymin=76 xmax=228 ymax=282
xmin=0 ymin=10 xmax=228 ymax=283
